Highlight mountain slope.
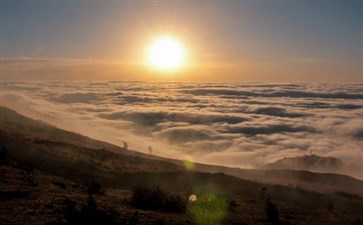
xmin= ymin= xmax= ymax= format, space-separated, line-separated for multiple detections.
xmin=1 ymin=106 xmax=363 ymax=225
xmin=1 ymin=105 xmax=363 ymax=195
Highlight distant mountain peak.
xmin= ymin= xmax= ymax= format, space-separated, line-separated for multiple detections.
xmin=262 ymin=154 xmax=362 ymax=178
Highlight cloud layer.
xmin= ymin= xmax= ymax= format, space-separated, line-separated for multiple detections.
xmin=1 ymin=81 xmax=362 ymax=170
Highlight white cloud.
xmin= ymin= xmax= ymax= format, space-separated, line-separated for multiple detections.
xmin=1 ymin=81 xmax=362 ymax=175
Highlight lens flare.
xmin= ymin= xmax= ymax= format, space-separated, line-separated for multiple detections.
xmin=183 ymin=155 xmax=195 ymax=170
xmin=188 ymin=193 xmax=228 ymax=225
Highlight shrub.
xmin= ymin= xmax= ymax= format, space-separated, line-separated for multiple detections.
xmin=328 ymin=200 xmax=334 ymax=213
xmin=265 ymin=197 xmax=280 ymax=225
xmin=87 ymin=181 xmax=103 ymax=195
xmin=63 ymin=195 xmax=118 ymax=225
xmin=53 ymin=181 xmax=67 ymax=189
xmin=0 ymin=190 xmax=30 ymax=200
xmin=25 ymin=172 xmax=38 ymax=186
xmin=121 ymin=212 xmax=140 ymax=225
xmin=0 ymin=146 xmax=9 ymax=163
xmin=130 ymin=186 xmax=186 ymax=213
xmin=259 ymin=187 xmax=268 ymax=200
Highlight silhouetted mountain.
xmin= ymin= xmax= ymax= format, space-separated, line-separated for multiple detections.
xmin=262 ymin=154 xmax=362 ymax=179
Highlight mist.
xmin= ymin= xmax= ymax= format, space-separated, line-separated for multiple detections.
xmin=1 ymin=81 xmax=362 ymax=178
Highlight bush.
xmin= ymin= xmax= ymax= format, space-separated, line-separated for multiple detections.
xmin=0 ymin=146 xmax=9 ymax=163
xmin=130 ymin=186 xmax=186 ymax=213
xmin=265 ymin=197 xmax=280 ymax=225
xmin=63 ymin=195 xmax=118 ymax=225
xmin=121 ymin=212 xmax=140 ymax=225
xmin=87 ymin=181 xmax=103 ymax=195
xmin=328 ymin=200 xmax=334 ymax=213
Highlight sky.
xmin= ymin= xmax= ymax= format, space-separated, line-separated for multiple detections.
xmin=1 ymin=0 xmax=362 ymax=82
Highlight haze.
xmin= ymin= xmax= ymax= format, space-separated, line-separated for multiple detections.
xmin=1 ymin=1 xmax=362 ymax=82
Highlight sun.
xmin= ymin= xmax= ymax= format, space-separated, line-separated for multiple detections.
xmin=147 ymin=36 xmax=186 ymax=71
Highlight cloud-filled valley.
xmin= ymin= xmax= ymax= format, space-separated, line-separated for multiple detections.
xmin=1 ymin=81 xmax=362 ymax=171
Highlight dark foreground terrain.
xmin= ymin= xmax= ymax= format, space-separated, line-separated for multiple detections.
xmin=1 ymin=106 xmax=363 ymax=225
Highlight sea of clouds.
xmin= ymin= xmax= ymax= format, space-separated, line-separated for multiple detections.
xmin=1 ymin=81 xmax=362 ymax=168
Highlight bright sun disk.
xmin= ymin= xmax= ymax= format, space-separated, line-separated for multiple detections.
xmin=147 ymin=36 xmax=186 ymax=71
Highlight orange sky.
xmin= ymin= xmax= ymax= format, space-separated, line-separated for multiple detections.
xmin=1 ymin=57 xmax=361 ymax=83
xmin=1 ymin=1 xmax=362 ymax=83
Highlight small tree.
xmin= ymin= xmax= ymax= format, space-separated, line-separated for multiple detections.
xmin=265 ymin=197 xmax=280 ymax=225
xmin=328 ymin=200 xmax=334 ymax=213
xmin=259 ymin=187 xmax=268 ymax=200
xmin=87 ymin=181 xmax=103 ymax=195
xmin=0 ymin=146 xmax=9 ymax=162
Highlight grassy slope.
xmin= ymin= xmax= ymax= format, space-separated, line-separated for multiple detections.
xmin=1 ymin=157 xmax=363 ymax=225
xmin=1 ymin=106 xmax=363 ymax=224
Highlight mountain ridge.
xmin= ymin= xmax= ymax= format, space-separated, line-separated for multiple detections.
xmin=262 ymin=154 xmax=362 ymax=179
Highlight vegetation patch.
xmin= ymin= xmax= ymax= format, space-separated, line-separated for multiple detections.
xmin=62 ymin=195 xmax=118 ymax=225
xmin=0 ymin=190 xmax=30 ymax=200
xmin=130 ymin=186 xmax=187 ymax=213
xmin=187 ymin=193 xmax=228 ymax=225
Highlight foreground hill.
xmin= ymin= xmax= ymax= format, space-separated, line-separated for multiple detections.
xmin=1 ymin=106 xmax=363 ymax=224
xmin=2 ymin=157 xmax=362 ymax=225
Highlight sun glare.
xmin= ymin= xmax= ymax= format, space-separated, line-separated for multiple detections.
xmin=147 ymin=36 xmax=186 ymax=71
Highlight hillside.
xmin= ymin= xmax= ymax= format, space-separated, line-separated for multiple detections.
xmin=1 ymin=106 xmax=363 ymax=194
xmin=1 ymin=106 xmax=363 ymax=224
